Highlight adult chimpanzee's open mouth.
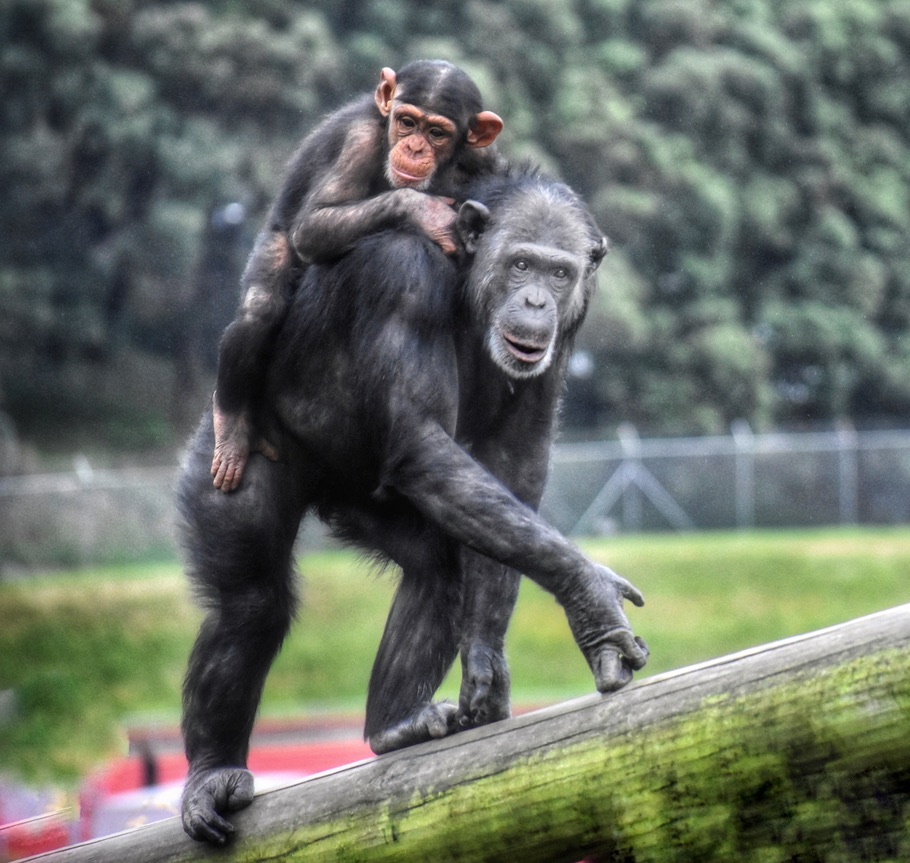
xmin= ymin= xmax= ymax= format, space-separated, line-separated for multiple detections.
xmin=503 ymin=332 xmax=550 ymax=363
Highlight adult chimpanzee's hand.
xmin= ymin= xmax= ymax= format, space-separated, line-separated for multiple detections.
xmin=181 ymin=766 xmax=254 ymax=845
xmin=560 ymin=565 xmax=648 ymax=693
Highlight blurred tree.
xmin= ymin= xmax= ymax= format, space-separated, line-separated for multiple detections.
xmin=545 ymin=0 xmax=910 ymax=433
xmin=2 ymin=0 xmax=910 ymax=451
xmin=0 ymin=0 xmax=346 ymax=449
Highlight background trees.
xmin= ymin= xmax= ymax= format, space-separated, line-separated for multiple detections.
xmin=2 ymin=0 xmax=909 ymax=454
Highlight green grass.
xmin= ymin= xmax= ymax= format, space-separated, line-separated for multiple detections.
xmin=1 ymin=528 xmax=909 ymax=785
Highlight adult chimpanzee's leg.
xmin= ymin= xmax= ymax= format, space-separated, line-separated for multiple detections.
xmin=334 ymin=497 xmax=514 ymax=747
xmin=454 ymin=378 xmax=560 ymax=730
xmin=177 ymin=415 xmax=309 ymax=844
xmin=457 ymin=553 xmax=519 ymax=730
xmin=364 ymin=539 xmax=464 ymax=754
xmin=327 ymin=497 xmax=467 ymax=753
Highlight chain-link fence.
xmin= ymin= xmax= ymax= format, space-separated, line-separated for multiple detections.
xmin=3 ymin=426 xmax=910 ymax=571
xmin=0 ymin=462 xmax=180 ymax=572
xmin=541 ymin=424 xmax=910 ymax=536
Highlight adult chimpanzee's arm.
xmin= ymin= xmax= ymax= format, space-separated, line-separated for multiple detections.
xmin=386 ymin=419 xmax=647 ymax=692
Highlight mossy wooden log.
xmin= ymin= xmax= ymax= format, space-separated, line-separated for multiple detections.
xmin=35 ymin=604 xmax=910 ymax=863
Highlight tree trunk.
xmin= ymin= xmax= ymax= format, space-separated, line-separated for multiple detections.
xmin=33 ymin=604 xmax=910 ymax=862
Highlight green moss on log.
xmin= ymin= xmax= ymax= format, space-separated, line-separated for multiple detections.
xmin=243 ymin=647 xmax=910 ymax=862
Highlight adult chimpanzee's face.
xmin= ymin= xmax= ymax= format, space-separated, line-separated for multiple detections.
xmin=458 ymin=193 xmax=604 ymax=381
xmin=385 ymin=101 xmax=459 ymax=191
xmin=487 ymin=243 xmax=581 ymax=377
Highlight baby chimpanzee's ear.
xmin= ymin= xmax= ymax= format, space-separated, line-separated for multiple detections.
xmin=466 ymin=112 xmax=504 ymax=148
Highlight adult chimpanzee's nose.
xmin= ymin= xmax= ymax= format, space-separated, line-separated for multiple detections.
xmin=524 ymin=287 xmax=547 ymax=309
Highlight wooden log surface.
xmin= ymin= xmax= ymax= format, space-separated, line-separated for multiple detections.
xmin=32 ymin=603 xmax=910 ymax=862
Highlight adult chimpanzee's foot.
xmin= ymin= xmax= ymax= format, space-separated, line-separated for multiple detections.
xmin=181 ymin=766 xmax=254 ymax=845
xmin=368 ymin=701 xmax=459 ymax=754
xmin=457 ymin=641 xmax=511 ymax=729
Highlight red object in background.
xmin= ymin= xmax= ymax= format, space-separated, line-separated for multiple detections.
xmin=1 ymin=720 xmax=375 ymax=855
xmin=0 ymin=812 xmax=72 ymax=861
xmin=81 ymin=737 xmax=373 ymax=797
xmin=77 ymin=736 xmax=374 ymax=842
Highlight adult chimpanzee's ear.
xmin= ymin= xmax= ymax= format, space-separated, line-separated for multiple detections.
xmin=587 ymin=235 xmax=610 ymax=274
xmin=456 ymin=200 xmax=491 ymax=254
xmin=466 ymin=112 xmax=503 ymax=148
xmin=375 ymin=67 xmax=397 ymax=116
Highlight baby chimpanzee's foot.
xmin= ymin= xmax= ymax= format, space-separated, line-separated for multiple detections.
xmin=211 ymin=403 xmax=252 ymax=493
xmin=210 ymin=402 xmax=280 ymax=492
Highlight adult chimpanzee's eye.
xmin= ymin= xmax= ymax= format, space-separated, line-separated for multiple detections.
xmin=553 ymin=267 xmax=569 ymax=280
xmin=513 ymin=259 xmax=529 ymax=272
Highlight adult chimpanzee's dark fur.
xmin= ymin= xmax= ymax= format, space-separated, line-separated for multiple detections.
xmin=177 ymin=169 xmax=648 ymax=845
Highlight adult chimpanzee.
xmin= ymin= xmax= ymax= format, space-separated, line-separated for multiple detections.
xmin=177 ymin=168 xmax=648 ymax=845
xmin=211 ymin=60 xmax=504 ymax=492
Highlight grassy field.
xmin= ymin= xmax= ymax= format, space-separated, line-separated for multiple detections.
xmin=1 ymin=527 xmax=909 ymax=785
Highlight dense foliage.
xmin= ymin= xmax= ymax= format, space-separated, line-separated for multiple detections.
xmin=2 ymin=0 xmax=909 ymax=450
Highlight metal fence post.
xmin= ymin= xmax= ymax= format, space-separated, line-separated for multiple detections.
xmin=617 ymin=423 xmax=642 ymax=533
xmin=731 ymin=420 xmax=755 ymax=530
xmin=837 ymin=420 xmax=859 ymax=525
